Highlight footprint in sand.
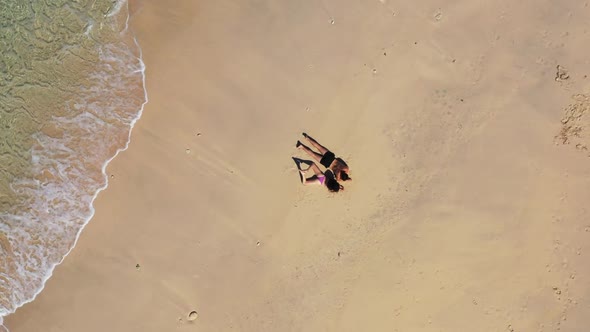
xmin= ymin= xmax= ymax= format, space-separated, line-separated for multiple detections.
xmin=188 ymin=310 xmax=198 ymax=321
xmin=433 ymin=10 xmax=443 ymax=22
xmin=555 ymin=65 xmax=570 ymax=82
xmin=432 ymin=89 xmax=453 ymax=111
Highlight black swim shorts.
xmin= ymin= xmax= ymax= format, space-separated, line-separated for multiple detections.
xmin=319 ymin=151 xmax=336 ymax=168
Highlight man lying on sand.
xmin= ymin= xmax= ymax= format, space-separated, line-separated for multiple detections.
xmin=296 ymin=132 xmax=351 ymax=182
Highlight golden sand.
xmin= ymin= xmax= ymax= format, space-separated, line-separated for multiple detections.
xmin=7 ymin=0 xmax=590 ymax=331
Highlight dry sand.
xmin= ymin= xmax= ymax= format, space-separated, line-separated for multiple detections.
xmin=6 ymin=0 xmax=590 ymax=331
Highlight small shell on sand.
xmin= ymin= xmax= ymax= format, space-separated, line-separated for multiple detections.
xmin=185 ymin=148 xmax=191 ymax=154
xmin=188 ymin=310 xmax=199 ymax=321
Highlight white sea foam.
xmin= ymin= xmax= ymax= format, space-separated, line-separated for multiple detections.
xmin=0 ymin=0 xmax=147 ymax=328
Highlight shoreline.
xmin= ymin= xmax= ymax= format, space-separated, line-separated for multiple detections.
xmin=0 ymin=1 xmax=147 ymax=325
xmin=2 ymin=32 xmax=148 ymax=329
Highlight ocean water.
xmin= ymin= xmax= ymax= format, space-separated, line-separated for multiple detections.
xmin=0 ymin=0 xmax=146 ymax=325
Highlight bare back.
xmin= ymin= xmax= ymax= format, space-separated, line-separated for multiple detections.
xmin=329 ymin=158 xmax=349 ymax=180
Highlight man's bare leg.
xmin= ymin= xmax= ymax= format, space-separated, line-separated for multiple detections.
xmin=302 ymin=133 xmax=329 ymax=154
xmin=297 ymin=140 xmax=324 ymax=163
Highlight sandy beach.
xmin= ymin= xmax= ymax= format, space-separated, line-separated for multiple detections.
xmin=6 ymin=0 xmax=590 ymax=331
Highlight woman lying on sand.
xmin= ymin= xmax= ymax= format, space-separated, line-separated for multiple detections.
xmin=296 ymin=160 xmax=344 ymax=192
xmin=296 ymin=133 xmax=351 ymax=181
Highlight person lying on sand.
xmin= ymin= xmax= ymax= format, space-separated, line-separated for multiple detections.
xmin=296 ymin=160 xmax=344 ymax=192
xmin=296 ymin=133 xmax=351 ymax=182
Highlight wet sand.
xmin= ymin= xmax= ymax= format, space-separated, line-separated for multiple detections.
xmin=7 ymin=0 xmax=590 ymax=331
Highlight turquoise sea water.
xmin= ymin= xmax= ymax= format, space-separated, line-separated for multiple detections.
xmin=0 ymin=0 xmax=146 ymax=325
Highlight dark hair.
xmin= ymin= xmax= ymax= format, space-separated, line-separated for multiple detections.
xmin=326 ymin=178 xmax=343 ymax=192
xmin=340 ymin=172 xmax=351 ymax=181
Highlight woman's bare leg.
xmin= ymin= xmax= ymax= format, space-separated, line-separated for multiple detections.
xmin=303 ymin=133 xmax=329 ymax=154
xmin=297 ymin=141 xmax=324 ymax=163
xmin=299 ymin=169 xmax=307 ymax=183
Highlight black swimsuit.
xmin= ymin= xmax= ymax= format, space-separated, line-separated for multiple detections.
xmin=319 ymin=151 xmax=336 ymax=168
